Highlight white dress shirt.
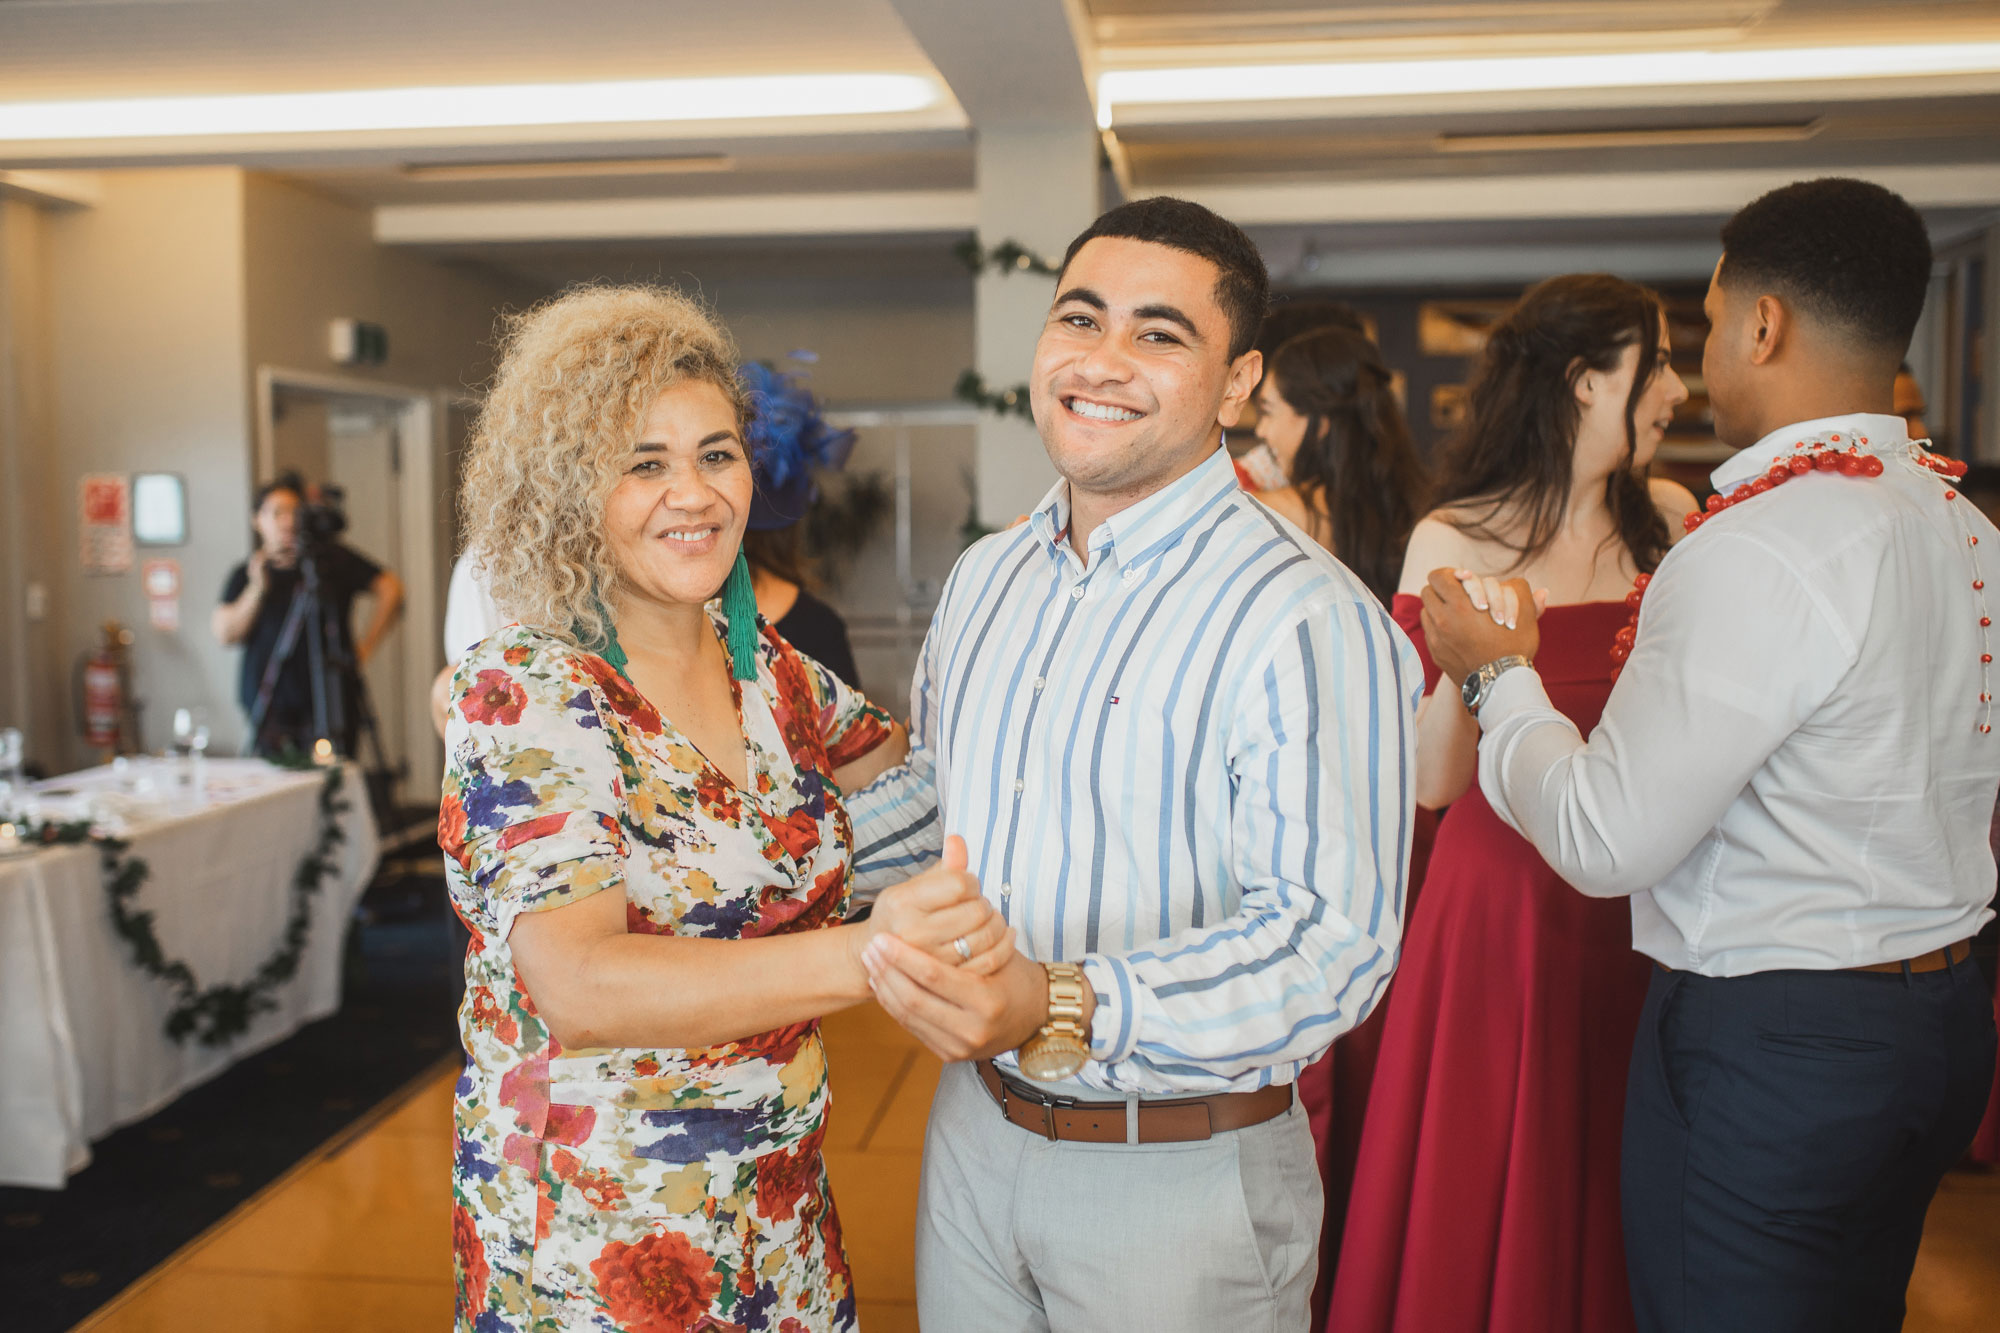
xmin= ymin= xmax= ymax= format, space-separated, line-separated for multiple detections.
xmin=443 ymin=550 xmax=503 ymax=665
xmin=1477 ymin=413 xmax=2000 ymax=975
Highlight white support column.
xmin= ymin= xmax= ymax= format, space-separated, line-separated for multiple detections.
xmin=973 ymin=127 xmax=1099 ymax=527
xmin=887 ymin=0 xmax=1100 ymax=528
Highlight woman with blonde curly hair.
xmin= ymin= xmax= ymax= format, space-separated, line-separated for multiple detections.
xmin=441 ymin=284 xmax=1010 ymax=1333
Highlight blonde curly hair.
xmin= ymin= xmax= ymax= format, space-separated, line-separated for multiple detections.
xmin=459 ymin=284 xmax=747 ymax=651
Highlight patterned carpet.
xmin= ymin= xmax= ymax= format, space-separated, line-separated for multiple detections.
xmin=0 ymin=857 xmax=464 ymax=1333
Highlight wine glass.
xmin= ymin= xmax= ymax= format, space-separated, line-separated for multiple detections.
xmin=173 ymin=708 xmax=211 ymax=799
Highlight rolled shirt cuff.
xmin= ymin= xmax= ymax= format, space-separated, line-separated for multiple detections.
xmin=1077 ymin=953 xmax=1139 ymax=1066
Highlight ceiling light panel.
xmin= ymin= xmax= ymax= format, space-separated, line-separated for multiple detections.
xmin=1098 ymin=42 xmax=2000 ymax=127
xmin=400 ymin=155 xmax=735 ymax=181
xmin=0 ymin=74 xmax=943 ymax=142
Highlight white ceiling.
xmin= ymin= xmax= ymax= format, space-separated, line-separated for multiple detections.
xmin=0 ymin=0 xmax=939 ymax=99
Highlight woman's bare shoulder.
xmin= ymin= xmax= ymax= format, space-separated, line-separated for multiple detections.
xmin=1397 ymin=511 xmax=1506 ymax=594
xmin=1649 ymin=476 xmax=1701 ymax=544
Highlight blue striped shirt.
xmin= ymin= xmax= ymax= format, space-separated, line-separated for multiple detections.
xmin=848 ymin=447 xmax=1421 ymax=1096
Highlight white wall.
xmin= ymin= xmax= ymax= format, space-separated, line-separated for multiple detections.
xmin=0 ymin=196 xmax=63 ymax=768
xmin=244 ymin=174 xmax=543 ymax=398
xmin=34 ymin=169 xmax=252 ymax=769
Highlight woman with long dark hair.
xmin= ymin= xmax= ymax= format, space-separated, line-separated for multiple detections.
xmin=1329 ymin=273 xmax=1694 ymax=1333
xmin=1250 ymin=324 xmax=1428 ymax=605
xmin=1245 ymin=320 xmax=1430 ymax=1332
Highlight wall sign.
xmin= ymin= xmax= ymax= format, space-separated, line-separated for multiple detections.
xmin=79 ymin=473 xmax=133 ymax=574
xmin=143 ymin=558 xmax=182 ymax=631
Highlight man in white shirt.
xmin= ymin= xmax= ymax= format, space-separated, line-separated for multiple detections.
xmin=1421 ymin=177 xmax=1999 ymax=1331
xmin=429 ymin=549 xmax=505 ymax=739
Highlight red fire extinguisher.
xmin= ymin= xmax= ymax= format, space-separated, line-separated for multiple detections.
xmin=76 ymin=621 xmax=139 ymax=759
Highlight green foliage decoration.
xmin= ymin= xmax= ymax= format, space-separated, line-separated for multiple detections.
xmin=954 ymin=237 xmax=1061 ymax=278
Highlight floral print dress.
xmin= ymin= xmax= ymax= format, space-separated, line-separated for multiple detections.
xmin=440 ymin=612 xmax=894 ymax=1333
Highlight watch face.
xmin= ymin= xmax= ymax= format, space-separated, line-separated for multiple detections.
xmin=1017 ymin=1038 xmax=1089 ymax=1083
xmin=1461 ymin=670 xmax=1484 ymax=711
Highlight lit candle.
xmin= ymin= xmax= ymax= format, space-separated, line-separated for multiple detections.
xmin=312 ymin=738 xmax=335 ymax=766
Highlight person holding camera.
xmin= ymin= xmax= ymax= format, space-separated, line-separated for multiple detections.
xmin=213 ymin=472 xmax=404 ymax=757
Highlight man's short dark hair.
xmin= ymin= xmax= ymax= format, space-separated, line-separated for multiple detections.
xmin=1718 ymin=177 xmax=1932 ymax=357
xmin=1057 ymin=197 xmax=1269 ymax=361
xmin=1257 ymin=296 xmax=1371 ymax=362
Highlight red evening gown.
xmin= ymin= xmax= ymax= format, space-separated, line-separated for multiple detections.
xmin=1975 ymin=1002 xmax=2000 ymax=1163
xmin=1973 ymin=806 xmax=2000 ymax=1164
xmin=1328 ymin=597 xmax=1652 ymax=1333
xmin=1300 ymin=806 xmax=1437 ymax=1330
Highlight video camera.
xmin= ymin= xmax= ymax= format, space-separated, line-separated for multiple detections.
xmin=298 ymin=484 xmax=349 ymax=549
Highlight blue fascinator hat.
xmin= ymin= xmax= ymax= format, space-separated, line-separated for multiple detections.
xmin=741 ymin=361 xmax=859 ymax=531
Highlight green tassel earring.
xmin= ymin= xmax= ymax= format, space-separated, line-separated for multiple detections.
xmin=721 ymin=549 xmax=759 ymax=682
xmin=588 ymin=557 xmax=756 ymax=684
xmin=592 ymin=598 xmax=631 ymax=680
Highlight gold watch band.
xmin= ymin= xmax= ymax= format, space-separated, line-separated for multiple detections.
xmin=1040 ymin=961 xmax=1088 ymax=1043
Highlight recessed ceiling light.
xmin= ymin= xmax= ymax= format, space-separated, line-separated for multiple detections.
xmin=1097 ymin=42 xmax=2000 ymax=127
xmin=399 ymin=155 xmax=735 ymax=181
xmin=1435 ymin=120 xmax=1826 ymax=153
xmin=0 ymin=74 xmax=941 ymax=141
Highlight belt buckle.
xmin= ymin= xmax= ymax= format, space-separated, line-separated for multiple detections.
xmin=1001 ymin=1076 xmax=1074 ymax=1141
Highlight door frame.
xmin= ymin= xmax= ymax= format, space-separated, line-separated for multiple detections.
xmin=253 ymin=365 xmax=444 ymax=807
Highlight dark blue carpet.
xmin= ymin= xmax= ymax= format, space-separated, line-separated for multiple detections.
xmin=0 ymin=862 xmax=464 ymax=1332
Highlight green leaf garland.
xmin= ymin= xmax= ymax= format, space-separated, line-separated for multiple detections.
xmin=953 ymin=236 xmax=1060 ymax=278
xmin=954 ymin=370 xmax=1034 ymax=421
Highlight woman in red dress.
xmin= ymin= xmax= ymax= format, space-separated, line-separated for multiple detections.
xmin=1330 ymin=273 xmax=1697 ymax=1333
xmin=1245 ymin=320 xmax=1432 ymax=1326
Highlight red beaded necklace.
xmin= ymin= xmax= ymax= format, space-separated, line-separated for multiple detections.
xmin=1613 ymin=431 xmax=1992 ymax=734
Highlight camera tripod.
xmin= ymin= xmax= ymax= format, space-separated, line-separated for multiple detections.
xmin=244 ymin=545 xmax=395 ymax=819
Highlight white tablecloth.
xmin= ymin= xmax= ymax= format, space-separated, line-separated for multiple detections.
xmin=0 ymin=758 xmax=379 ymax=1188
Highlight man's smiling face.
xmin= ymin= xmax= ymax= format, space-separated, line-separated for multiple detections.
xmin=1030 ymin=236 xmax=1256 ymax=504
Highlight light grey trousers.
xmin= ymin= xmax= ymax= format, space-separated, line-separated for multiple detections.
xmin=911 ymin=1061 xmax=1321 ymax=1333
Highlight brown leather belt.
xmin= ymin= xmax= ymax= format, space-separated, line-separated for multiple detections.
xmin=1848 ymin=939 xmax=1974 ymax=974
xmin=1655 ymin=939 xmax=1974 ymax=976
xmin=975 ymin=1059 xmax=1291 ymax=1144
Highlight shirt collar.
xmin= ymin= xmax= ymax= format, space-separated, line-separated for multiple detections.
xmin=1028 ymin=447 xmax=1240 ymax=569
xmin=1710 ymin=412 xmax=1912 ymax=492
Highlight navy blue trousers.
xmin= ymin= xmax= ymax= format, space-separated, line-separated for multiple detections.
xmin=1621 ymin=954 xmax=1996 ymax=1332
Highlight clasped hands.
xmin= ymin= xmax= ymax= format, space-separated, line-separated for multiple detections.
xmin=1419 ymin=568 xmax=1548 ymax=690
xmin=850 ymin=835 xmax=1055 ymax=1064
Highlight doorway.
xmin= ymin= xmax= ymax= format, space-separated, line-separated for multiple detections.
xmin=254 ymin=367 xmax=444 ymax=813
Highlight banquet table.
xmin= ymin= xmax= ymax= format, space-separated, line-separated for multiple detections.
xmin=0 ymin=757 xmax=379 ymax=1189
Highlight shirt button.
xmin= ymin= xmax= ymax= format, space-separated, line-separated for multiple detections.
xmin=1000 ymin=883 xmax=1012 ymax=898
xmin=1033 ymin=677 xmax=1046 ymax=691
xmin=1014 ymin=780 xmax=1025 ymax=793
xmin=1071 ymin=586 xmax=1085 ymax=600
xmin=1122 ymin=570 xmax=1138 ymax=585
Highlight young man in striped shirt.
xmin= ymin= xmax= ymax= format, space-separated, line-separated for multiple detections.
xmin=850 ymin=197 xmax=1422 ymax=1331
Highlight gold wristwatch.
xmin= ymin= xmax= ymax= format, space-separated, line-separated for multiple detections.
xmin=1016 ymin=962 xmax=1090 ymax=1082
